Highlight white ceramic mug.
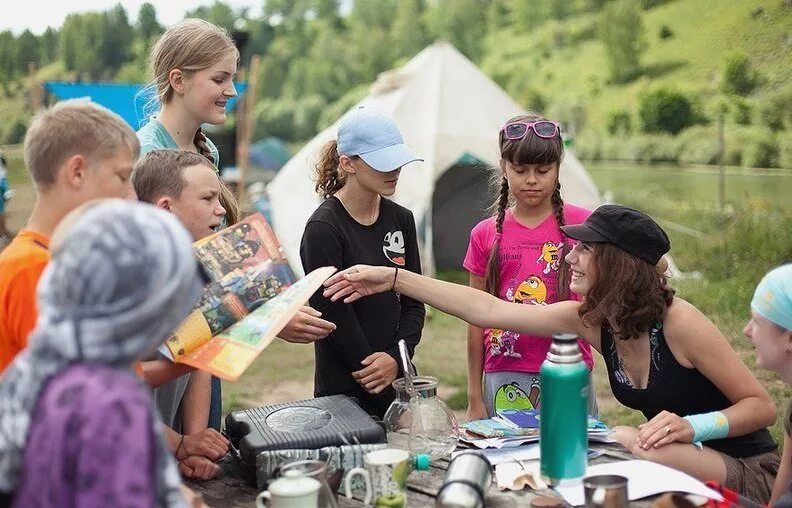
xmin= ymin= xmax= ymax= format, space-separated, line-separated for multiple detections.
xmin=344 ymin=448 xmax=412 ymax=507
xmin=256 ymin=470 xmax=321 ymax=508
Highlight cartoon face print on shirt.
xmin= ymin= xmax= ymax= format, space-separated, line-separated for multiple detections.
xmin=383 ymin=230 xmax=406 ymax=266
xmin=494 ymin=379 xmax=541 ymax=412
xmin=536 ymin=241 xmax=564 ymax=274
xmin=489 ymin=329 xmax=522 ymax=358
xmin=507 ymin=275 xmax=548 ymax=305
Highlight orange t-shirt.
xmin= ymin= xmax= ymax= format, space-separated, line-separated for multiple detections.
xmin=0 ymin=230 xmax=50 ymax=373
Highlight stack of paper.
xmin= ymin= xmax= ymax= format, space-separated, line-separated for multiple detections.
xmin=459 ymin=409 xmax=614 ymax=449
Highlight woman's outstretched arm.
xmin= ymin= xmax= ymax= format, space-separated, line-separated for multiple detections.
xmin=324 ymin=265 xmax=585 ymax=339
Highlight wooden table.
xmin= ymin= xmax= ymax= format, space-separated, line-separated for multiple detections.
xmin=187 ymin=444 xmax=655 ymax=507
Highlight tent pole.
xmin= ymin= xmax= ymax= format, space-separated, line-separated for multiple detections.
xmin=236 ymin=55 xmax=261 ymax=208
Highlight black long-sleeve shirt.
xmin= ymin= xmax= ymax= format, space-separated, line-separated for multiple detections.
xmin=300 ymin=196 xmax=425 ymax=417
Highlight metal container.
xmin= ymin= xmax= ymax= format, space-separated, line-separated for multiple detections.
xmin=435 ymin=452 xmax=492 ymax=508
xmin=540 ymin=332 xmax=588 ymax=485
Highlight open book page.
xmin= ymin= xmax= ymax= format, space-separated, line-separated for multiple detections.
xmin=162 ymin=257 xmax=295 ymax=359
xmin=193 ymin=213 xmax=294 ymax=283
xmin=168 ymin=266 xmax=336 ymax=381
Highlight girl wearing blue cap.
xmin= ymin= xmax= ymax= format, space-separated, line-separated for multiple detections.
xmin=323 ymin=204 xmax=779 ymax=502
xmin=300 ymin=108 xmax=426 ymax=418
xmin=744 ymin=264 xmax=792 ymax=505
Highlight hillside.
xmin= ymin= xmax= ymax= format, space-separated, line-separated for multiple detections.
xmin=483 ymin=0 xmax=791 ymax=129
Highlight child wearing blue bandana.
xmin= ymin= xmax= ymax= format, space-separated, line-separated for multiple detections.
xmin=744 ymin=264 xmax=792 ymax=505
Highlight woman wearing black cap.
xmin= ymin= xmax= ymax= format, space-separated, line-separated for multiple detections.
xmin=322 ymin=204 xmax=779 ymax=503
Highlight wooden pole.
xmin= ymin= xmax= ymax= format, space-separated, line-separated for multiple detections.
xmin=718 ymin=108 xmax=725 ymax=210
xmin=236 ymin=55 xmax=261 ymax=208
xmin=28 ymin=62 xmax=43 ymax=112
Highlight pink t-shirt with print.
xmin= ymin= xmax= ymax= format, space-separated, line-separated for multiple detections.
xmin=463 ymin=204 xmax=594 ymax=373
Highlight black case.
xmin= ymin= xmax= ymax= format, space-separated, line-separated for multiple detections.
xmin=224 ymin=395 xmax=386 ymax=485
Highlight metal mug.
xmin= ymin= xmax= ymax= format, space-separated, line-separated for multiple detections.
xmin=583 ymin=474 xmax=628 ymax=508
xmin=435 ymin=451 xmax=492 ymax=508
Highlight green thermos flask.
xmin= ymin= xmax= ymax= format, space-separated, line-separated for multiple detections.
xmin=539 ymin=332 xmax=589 ymax=485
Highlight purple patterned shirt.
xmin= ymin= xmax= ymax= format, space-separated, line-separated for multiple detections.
xmin=13 ymin=364 xmax=158 ymax=508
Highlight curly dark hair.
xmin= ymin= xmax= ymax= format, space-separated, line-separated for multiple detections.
xmin=578 ymin=242 xmax=675 ymax=340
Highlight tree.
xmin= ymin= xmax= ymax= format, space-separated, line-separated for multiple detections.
xmin=16 ymin=30 xmax=40 ymax=74
xmin=39 ymin=27 xmax=59 ymax=64
xmin=101 ymin=5 xmax=134 ymax=75
xmin=598 ymin=0 xmax=647 ymax=83
xmin=137 ymin=3 xmax=162 ymax=45
xmin=721 ymin=53 xmax=761 ymax=96
xmin=186 ymin=1 xmax=237 ymax=32
xmin=60 ymin=12 xmax=106 ymax=78
xmin=391 ymin=0 xmax=428 ymax=60
xmin=638 ymin=87 xmax=696 ymax=134
xmin=302 ymin=23 xmax=354 ymax=103
xmin=424 ymin=0 xmax=488 ymax=61
xmin=0 ymin=31 xmax=16 ymax=80
xmin=313 ymin=0 xmax=341 ymax=28
xmin=486 ymin=0 xmax=511 ymax=32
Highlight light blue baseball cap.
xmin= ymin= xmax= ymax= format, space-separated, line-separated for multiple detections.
xmin=752 ymin=264 xmax=792 ymax=331
xmin=337 ymin=107 xmax=423 ymax=172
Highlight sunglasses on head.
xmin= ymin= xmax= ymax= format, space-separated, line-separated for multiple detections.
xmin=501 ymin=120 xmax=560 ymax=140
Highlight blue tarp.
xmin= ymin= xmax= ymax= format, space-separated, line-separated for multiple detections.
xmin=43 ymin=81 xmax=248 ymax=130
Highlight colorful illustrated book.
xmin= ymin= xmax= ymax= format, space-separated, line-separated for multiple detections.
xmin=160 ymin=213 xmax=335 ymax=381
xmin=193 ymin=213 xmax=292 ymax=282
xmin=460 ymin=418 xmax=539 ymax=438
xmin=496 ymin=409 xmax=541 ymax=429
xmin=496 ymin=408 xmax=611 ymax=433
xmin=165 ymin=265 xmax=335 ymax=381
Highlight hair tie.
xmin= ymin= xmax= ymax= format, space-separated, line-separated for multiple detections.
xmin=493 ymin=233 xmax=502 ymax=242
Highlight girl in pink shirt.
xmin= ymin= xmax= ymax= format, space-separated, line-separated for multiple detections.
xmin=463 ymin=113 xmax=595 ymax=420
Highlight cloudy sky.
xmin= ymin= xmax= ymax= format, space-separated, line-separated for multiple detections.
xmin=0 ymin=0 xmax=262 ymax=35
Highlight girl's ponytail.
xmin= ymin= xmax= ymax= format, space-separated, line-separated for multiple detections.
xmin=550 ymin=182 xmax=569 ymax=300
xmin=194 ymin=128 xmax=240 ymax=225
xmin=484 ymin=177 xmax=510 ymax=296
xmin=314 ymin=140 xmax=346 ymax=198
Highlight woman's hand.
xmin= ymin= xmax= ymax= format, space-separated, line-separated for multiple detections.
xmin=323 ymin=265 xmax=394 ymax=303
xmin=636 ymin=410 xmax=695 ymax=449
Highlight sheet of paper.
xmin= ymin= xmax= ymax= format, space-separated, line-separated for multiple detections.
xmin=453 ymin=444 xmax=541 ymax=465
xmin=554 ymin=460 xmax=724 ymax=506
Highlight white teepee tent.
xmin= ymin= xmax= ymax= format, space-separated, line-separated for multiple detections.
xmin=267 ymin=41 xmax=602 ymax=275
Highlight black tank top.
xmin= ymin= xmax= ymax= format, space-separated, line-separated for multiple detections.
xmin=601 ymin=323 xmax=776 ymax=458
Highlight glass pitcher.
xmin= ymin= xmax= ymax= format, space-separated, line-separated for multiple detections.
xmin=383 ymin=375 xmax=459 ymax=460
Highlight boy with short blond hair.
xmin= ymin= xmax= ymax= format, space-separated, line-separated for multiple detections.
xmin=0 ymin=99 xmax=139 ymax=373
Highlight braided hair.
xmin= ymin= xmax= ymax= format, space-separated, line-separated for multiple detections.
xmin=484 ymin=112 xmax=566 ymax=299
xmin=484 ymin=177 xmax=511 ymax=295
xmin=194 ymin=128 xmax=239 ymax=225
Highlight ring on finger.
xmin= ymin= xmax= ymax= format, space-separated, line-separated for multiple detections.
xmin=664 ymin=426 xmax=671 ymax=435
